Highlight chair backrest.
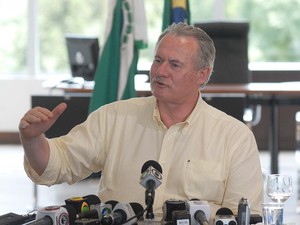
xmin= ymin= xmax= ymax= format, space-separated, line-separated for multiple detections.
xmin=194 ymin=21 xmax=250 ymax=83
xmin=194 ymin=21 xmax=250 ymax=121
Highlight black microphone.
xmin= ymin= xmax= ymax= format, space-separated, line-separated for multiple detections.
xmin=215 ymin=208 xmax=237 ymax=225
xmin=76 ymin=209 xmax=99 ymax=220
xmin=0 ymin=212 xmax=36 ymax=225
xmin=27 ymin=205 xmax=77 ymax=225
xmin=139 ymin=160 xmax=162 ymax=219
xmin=65 ymin=194 xmax=101 ymax=214
xmin=101 ymin=202 xmax=144 ymax=225
xmin=76 ymin=201 xmax=114 ymax=221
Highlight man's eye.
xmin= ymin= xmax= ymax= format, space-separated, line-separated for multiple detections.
xmin=154 ymin=58 xmax=162 ymax=64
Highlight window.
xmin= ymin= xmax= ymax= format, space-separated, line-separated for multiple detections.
xmin=0 ymin=0 xmax=27 ymax=75
xmin=225 ymin=0 xmax=300 ymax=63
xmin=0 ymin=0 xmax=300 ymax=77
xmin=38 ymin=0 xmax=106 ymax=76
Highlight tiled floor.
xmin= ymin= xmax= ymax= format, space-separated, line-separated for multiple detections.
xmin=0 ymin=145 xmax=299 ymax=224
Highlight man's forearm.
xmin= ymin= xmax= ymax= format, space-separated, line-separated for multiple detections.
xmin=21 ymin=134 xmax=50 ymax=176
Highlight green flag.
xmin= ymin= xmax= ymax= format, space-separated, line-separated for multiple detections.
xmin=89 ymin=0 xmax=147 ymax=113
xmin=162 ymin=0 xmax=191 ymax=31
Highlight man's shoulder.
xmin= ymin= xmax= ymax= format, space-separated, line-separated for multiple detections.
xmin=200 ymin=99 xmax=249 ymax=131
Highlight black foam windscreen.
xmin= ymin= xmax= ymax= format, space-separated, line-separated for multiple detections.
xmin=141 ymin=160 xmax=163 ymax=174
xmin=62 ymin=205 xmax=77 ymax=223
xmin=129 ymin=202 xmax=144 ymax=220
xmin=83 ymin=194 xmax=101 ymax=205
xmin=216 ymin=207 xmax=234 ymax=216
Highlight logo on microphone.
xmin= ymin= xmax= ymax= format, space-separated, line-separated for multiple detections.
xmin=139 ymin=166 xmax=162 ymax=189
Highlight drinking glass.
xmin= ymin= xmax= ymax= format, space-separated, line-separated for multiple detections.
xmin=266 ymin=174 xmax=292 ymax=203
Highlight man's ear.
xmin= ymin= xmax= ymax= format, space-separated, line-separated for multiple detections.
xmin=198 ymin=67 xmax=212 ymax=84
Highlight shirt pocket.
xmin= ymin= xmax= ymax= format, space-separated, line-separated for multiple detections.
xmin=182 ymin=159 xmax=226 ymax=202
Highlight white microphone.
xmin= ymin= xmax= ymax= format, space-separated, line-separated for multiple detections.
xmin=186 ymin=200 xmax=210 ymax=225
xmin=101 ymin=202 xmax=144 ymax=225
xmin=139 ymin=160 xmax=163 ymax=219
xmin=214 ymin=207 xmax=237 ymax=225
xmin=28 ymin=205 xmax=76 ymax=225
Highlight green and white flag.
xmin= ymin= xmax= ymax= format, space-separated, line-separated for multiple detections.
xmin=89 ymin=0 xmax=148 ymax=113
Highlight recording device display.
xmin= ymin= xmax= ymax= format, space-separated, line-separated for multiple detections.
xmin=101 ymin=202 xmax=144 ymax=225
xmin=237 ymin=198 xmax=250 ymax=225
xmin=214 ymin=208 xmax=237 ymax=225
xmin=139 ymin=160 xmax=163 ymax=219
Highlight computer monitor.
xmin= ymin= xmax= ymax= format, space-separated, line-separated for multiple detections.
xmin=65 ymin=34 xmax=100 ymax=81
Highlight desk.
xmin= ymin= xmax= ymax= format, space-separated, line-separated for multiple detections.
xmin=43 ymin=81 xmax=300 ymax=174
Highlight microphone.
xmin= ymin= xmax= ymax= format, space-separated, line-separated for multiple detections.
xmin=0 ymin=212 xmax=36 ymax=225
xmin=139 ymin=160 xmax=163 ymax=219
xmin=215 ymin=208 xmax=237 ymax=225
xmin=28 ymin=205 xmax=77 ymax=225
xmin=76 ymin=209 xmax=99 ymax=220
xmin=101 ymin=202 xmax=144 ymax=225
xmin=237 ymin=198 xmax=250 ymax=225
xmin=76 ymin=202 xmax=113 ymax=221
xmin=65 ymin=194 xmax=101 ymax=214
xmin=186 ymin=200 xmax=210 ymax=225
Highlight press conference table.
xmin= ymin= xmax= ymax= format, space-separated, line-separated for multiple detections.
xmin=46 ymin=81 xmax=300 ymax=174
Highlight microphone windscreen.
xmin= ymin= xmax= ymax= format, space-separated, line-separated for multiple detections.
xmin=62 ymin=205 xmax=77 ymax=223
xmin=129 ymin=202 xmax=144 ymax=219
xmin=141 ymin=160 xmax=162 ymax=174
xmin=83 ymin=194 xmax=101 ymax=205
xmin=215 ymin=207 xmax=234 ymax=216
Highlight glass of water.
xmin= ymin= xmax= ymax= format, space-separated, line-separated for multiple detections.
xmin=266 ymin=174 xmax=293 ymax=203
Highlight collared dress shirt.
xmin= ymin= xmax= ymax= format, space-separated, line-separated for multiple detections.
xmin=24 ymin=94 xmax=263 ymax=221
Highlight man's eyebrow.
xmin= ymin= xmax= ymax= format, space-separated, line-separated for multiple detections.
xmin=169 ymin=58 xmax=184 ymax=66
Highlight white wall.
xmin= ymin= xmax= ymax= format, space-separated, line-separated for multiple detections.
xmin=0 ymin=78 xmax=49 ymax=131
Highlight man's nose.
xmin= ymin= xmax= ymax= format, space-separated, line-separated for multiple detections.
xmin=155 ymin=61 xmax=169 ymax=76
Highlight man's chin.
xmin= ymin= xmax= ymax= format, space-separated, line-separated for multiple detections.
xmin=152 ymin=90 xmax=172 ymax=101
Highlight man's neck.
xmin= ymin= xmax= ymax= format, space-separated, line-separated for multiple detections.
xmin=158 ymin=93 xmax=199 ymax=128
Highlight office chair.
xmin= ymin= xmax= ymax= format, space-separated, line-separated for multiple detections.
xmin=194 ymin=21 xmax=261 ymax=126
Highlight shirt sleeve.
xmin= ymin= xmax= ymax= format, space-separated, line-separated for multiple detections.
xmin=24 ymin=108 xmax=105 ymax=186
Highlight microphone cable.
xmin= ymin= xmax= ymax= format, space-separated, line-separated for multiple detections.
xmin=123 ymin=203 xmax=148 ymax=224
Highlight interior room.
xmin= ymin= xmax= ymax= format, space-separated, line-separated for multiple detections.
xmin=1 ymin=0 xmax=300 ymax=224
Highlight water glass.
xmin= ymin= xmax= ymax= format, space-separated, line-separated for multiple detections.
xmin=262 ymin=202 xmax=284 ymax=225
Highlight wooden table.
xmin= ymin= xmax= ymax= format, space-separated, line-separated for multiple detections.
xmin=44 ymin=80 xmax=300 ymax=174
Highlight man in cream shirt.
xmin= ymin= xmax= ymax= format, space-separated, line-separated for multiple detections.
xmin=20 ymin=23 xmax=263 ymax=222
